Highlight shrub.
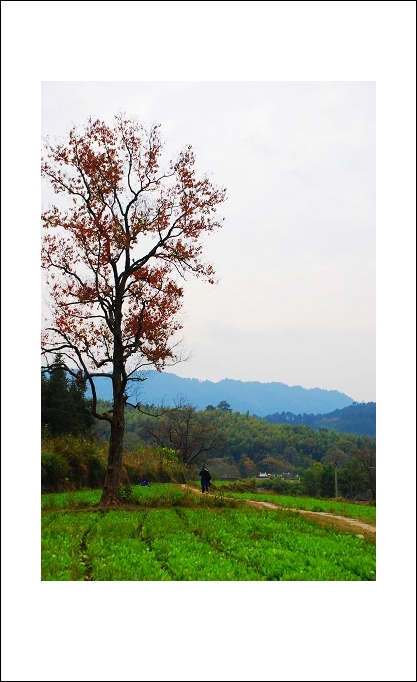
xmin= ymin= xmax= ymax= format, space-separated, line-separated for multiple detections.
xmin=41 ymin=436 xmax=106 ymax=492
xmin=215 ymin=478 xmax=258 ymax=493
xmin=41 ymin=451 xmax=70 ymax=491
xmin=120 ymin=484 xmax=134 ymax=502
xmin=257 ymin=477 xmax=301 ymax=495
xmin=123 ymin=445 xmax=187 ymax=484
xmin=41 ymin=438 xmax=187 ymax=491
xmin=85 ymin=453 xmax=107 ymax=488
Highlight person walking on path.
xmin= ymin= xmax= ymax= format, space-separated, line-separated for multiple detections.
xmin=199 ymin=465 xmax=212 ymax=493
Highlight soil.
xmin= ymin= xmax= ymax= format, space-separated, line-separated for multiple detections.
xmin=182 ymin=485 xmax=376 ymax=542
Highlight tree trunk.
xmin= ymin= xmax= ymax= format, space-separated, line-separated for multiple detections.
xmin=100 ymin=346 xmax=125 ymax=506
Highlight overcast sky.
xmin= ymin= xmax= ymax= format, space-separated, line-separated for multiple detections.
xmin=42 ymin=80 xmax=376 ymax=402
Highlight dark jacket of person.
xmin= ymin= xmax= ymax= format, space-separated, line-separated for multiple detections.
xmin=199 ymin=467 xmax=212 ymax=481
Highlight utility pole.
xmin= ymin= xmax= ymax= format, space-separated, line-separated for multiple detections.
xmin=333 ymin=461 xmax=338 ymax=498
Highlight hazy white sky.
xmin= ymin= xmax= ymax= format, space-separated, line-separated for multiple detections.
xmin=41 ymin=80 xmax=376 ymax=401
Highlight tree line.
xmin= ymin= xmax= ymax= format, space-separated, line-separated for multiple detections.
xmin=41 ymin=369 xmax=375 ymax=500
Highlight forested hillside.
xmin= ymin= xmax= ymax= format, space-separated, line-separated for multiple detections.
xmin=41 ymin=369 xmax=376 ymax=501
xmin=264 ymin=402 xmax=376 ymax=437
xmin=92 ymin=400 xmax=376 ymax=496
xmin=41 ymin=371 xmax=376 ymax=499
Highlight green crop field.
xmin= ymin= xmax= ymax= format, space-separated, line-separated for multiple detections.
xmin=41 ymin=484 xmax=376 ymax=581
xmin=212 ymin=489 xmax=376 ymax=523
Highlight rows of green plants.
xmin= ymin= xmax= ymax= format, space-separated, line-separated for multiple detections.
xmin=41 ymin=484 xmax=376 ymax=522
xmin=41 ymin=486 xmax=376 ymax=581
xmin=42 ymin=512 xmax=99 ymax=581
xmin=42 ymin=489 xmax=102 ymax=509
xmin=212 ymin=490 xmax=376 ymax=523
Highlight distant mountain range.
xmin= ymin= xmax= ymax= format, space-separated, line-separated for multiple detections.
xmin=264 ymin=402 xmax=376 ymax=437
xmin=89 ymin=371 xmax=355 ymax=417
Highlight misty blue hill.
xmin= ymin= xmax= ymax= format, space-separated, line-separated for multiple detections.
xmin=88 ymin=371 xmax=354 ymax=417
xmin=264 ymin=402 xmax=376 ymax=437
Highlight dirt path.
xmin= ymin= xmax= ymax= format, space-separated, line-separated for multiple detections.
xmin=181 ymin=485 xmax=376 ymax=540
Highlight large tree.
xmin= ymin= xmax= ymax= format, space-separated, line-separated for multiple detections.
xmin=41 ymin=114 xmax=226 ymax=506
xmin=142 ymin=402 xmax=225 ymax=469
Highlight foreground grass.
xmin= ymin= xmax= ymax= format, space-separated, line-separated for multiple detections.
xmin=41 ymin=484 xmax=376 ymax=581
xmin=41 ymin=483 xmax=243 ymax=511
